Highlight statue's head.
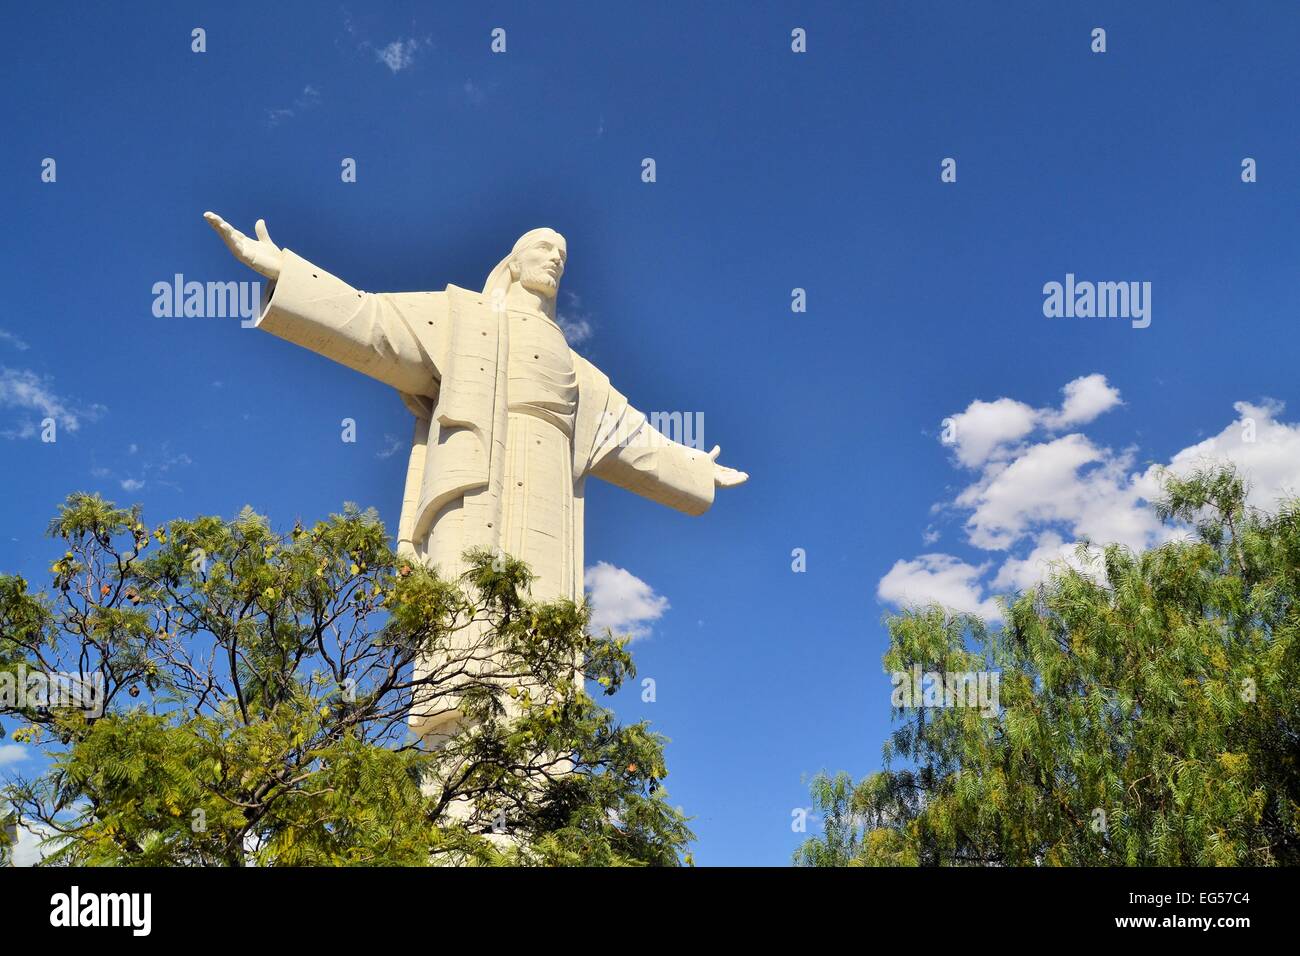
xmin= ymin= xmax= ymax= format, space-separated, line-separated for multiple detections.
xmin=483 ymin=227 xmax=566 ymax=301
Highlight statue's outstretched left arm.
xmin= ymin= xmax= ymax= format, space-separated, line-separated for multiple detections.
xmin=586 ymin=399 xmax=747 ymax=516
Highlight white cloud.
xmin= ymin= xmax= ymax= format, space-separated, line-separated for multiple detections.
xmin=0 ymin=367 xmax=105 ymax=439
xmin=944 ymin=397 xmax=1038 ymax=468
xmin=584 ymin=562 xmax=669 ymax=640
xmin=119 ymin=478 xmax=145 ymax=492
xmin=877 ymin=554 xmax=1000 ymax=622
xmin=1042 ymin=373 xmax=1123 ymax=430
xmin=885 ymin=377 xmax=1300 ymax=621
xmin=989 ymin=531 xmax=1104 ymax=593
xmin=11 ymin=821 xmax=59 ymax=867
xmin=0 ymin=744 xmax=28 ymax=768
xmin=1155 ymin=400 xmax=1300 ymax=512
xmin=942 ymin=374 xmax=1122 ymax=467
xmin=954 ymin=434 xmax=1160 ymax=552
xmin=377 ymin=38 xmax=419 ymax=73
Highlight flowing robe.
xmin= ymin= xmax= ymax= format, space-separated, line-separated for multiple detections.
xmin=255 ymin=249 xmax=716 ymax=734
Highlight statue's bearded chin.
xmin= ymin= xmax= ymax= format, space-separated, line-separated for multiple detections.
xmin=519 ymin=266 xmax=559 ymax=300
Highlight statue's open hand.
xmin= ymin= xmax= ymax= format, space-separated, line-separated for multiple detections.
xmin=708 ymin=445 xmax=748 ymax=488
xmin=204 ymin=212 xmax=283 ymax=281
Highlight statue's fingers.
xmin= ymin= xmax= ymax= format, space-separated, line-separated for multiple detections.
xmin=204 ymin=211 xmax=231 ymax=238
xmin=708 ymin=444 xmax=721 ymax=461
xmin=254 ymin=218 xmax=276 ymax=247
xmin=206 ymin=214 xmax=245 ymax=252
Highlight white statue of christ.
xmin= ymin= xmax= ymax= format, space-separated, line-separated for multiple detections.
xmin=204 ymin=213 xmax=747 ymax=738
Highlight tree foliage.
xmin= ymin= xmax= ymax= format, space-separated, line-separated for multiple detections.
xmin=0 ymin=805 xmax=14 ymax=866
xmin=0 ymin=494 xmax=691 ymax=866
xmin=797 ymin=466 xmax=1300 ymax=866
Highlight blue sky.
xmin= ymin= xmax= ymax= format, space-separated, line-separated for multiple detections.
xmin=3 ymin=1 xmax=1300 ymax=865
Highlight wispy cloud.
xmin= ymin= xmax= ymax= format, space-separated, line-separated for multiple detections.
xmin=98 ymin=444 xmax=193 ymax=494
xmin=558 ymin=292 xmax=595 ymax=346
xmin=376 ymin=433 xmax=403 ymax=459
xmin=341 ymin=9 xmax=431 ymax=76
xmin=0 ymin=367 xmax=105 ymax=439
xmin=376 ymin=38 xmax=422 ymax=73
xmin=0 ymin=329 xmax=29 ymax=351
xmin=265 ymin=84 xmax=322 ymax=128
xmin=459 ymin=77 xmax=504 ymax=107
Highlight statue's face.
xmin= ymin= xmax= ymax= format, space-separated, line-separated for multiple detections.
xmin=513 ymin=233 xmax=566 ymax=300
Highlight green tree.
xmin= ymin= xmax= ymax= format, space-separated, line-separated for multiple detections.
xmin=0 ymin=493 xmax=691 ymax=866
xmin=0 ymin=804 xmax=15 ymax=866
xmin=797 ymin=466 xmax=1300 ymax=866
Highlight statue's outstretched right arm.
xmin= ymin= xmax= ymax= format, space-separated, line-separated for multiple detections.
xmin=204 ymin=212 xmax=444 ymax=397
